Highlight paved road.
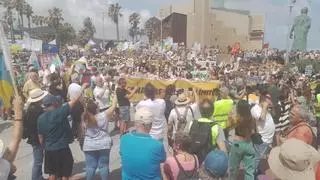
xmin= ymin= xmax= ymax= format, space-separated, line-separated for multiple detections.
xmin=0 ymin=120 xmax=122 ymax=180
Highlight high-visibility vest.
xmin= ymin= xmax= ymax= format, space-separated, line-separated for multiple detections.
xmin=213 ymin=99 xmax=233 ymax=129
xmin=197 ymin=118 xmax=220 ymax=145
xmin=316 ymin=94 xmax=320 ymax=118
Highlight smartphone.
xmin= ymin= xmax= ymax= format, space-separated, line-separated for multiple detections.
xmin=111 ymin=84 xmax=116 ymax=91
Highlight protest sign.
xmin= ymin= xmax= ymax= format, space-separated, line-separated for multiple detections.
xmin=38 ymin=53 xmax=61 ymax=69
xmin=305 ymin=64 xmax=313 ymax=76
xmin=126 ymin=78 xmax=219 ymax=102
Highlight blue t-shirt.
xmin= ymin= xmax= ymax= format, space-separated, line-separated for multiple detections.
xmin=120 ymin=132 xmax=166 ymax=180
xmin=37 ymin=103 xmax=73 ymax=151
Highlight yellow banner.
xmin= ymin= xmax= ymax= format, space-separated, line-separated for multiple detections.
xmin=126 ymin=78 xmax=220 ymax=102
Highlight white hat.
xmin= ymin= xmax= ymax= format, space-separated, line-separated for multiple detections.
xmin=268 ymin=139 xmax=320 ymax=180
xmin=175 ymin=93 xmax=191 ymax=106
xmin=134 ymin=107 xmax=153 ymax=124
xmin=27 ymin=89 xmax=48 ymax=103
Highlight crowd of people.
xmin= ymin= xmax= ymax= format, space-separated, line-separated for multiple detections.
xmin=1 ymin=45 xmax=320 ymax=180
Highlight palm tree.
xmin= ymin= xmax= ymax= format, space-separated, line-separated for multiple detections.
xmin=4 ymin=9 xmax=16 ymax=42
xmin=24 ymin=3 xmax=33 ymax=29
xmin=47 ymin=7 xmax=64 ymax=46
xmin=108 ymin=3 xmax=122 ymax=41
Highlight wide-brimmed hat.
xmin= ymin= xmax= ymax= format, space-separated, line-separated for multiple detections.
xmin=27 ymin=89 xmax=48 ymax=103
xmin=175 ymin=93 xmax=190 ymax=106
xmin=268 ymin=139 xmax=320 ymax=180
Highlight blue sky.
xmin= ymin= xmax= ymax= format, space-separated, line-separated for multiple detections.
xmin=23 ymin=0 xmax=320 ymax=49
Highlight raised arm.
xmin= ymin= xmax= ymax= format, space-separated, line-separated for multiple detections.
xmin=106 ymin=94 xmax=118 ymax=118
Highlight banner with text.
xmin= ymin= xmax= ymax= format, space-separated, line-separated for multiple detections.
xmin=126 ymin=78 xmax=220 ymax=102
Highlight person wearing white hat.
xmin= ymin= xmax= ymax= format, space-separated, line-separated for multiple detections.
xmin=25 ymin=88 xmax=48 ymax=180
xmin=268 ymin=139 xmax=320 ymax=180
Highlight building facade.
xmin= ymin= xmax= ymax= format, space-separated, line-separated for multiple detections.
xmin=159 ymin=0 xmax=265 ymax=50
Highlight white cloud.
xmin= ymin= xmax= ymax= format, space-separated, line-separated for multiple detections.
xmin=23 ymin=0 xmax=151 ymax=40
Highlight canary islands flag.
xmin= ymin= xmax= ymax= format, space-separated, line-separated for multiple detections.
xmin=0 ymin=53 xmax=13 ymax=108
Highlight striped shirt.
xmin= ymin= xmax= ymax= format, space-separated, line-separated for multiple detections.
xmin=275 ymin=100 xmax=292 ymax=133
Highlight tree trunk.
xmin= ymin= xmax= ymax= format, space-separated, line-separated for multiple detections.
xmin=10 ymin=24 xmax=15 ymax=43
xmin=28 ymin=17 xmax=31 ymax=29
xmin=116 ymin=22 xmax=119 ymax=41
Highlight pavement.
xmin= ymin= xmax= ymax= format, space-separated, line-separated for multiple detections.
xmin=0 ymin=119 xmax=122 ymax=180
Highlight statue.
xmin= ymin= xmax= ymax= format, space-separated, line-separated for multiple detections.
xmin=290 ymin=7 xmax=311 ymax=51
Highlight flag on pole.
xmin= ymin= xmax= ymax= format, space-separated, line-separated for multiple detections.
xmin=28 ymin=51 xmax=40 ymax=70
xmin=0 ymin=54 xmax=14 ymax=108
xmin=0 ymin=23 xmax=16 ymax=108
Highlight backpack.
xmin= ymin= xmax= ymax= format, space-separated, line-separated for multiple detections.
xmin=189 ymin=119 xmax=216 ymax=163
xmin=174 ymin=106 xmax=194 ymax=132
xmin=174 ymin=155 xmax=199 ymax=180
xmin=286 ymin=122 xmax=318 ymax=150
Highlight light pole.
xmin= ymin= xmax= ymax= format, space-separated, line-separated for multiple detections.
xmin=160 ymin=9 xmax=164 ymax=52
xmin=285 ymin=0 xmax=296 ymax=64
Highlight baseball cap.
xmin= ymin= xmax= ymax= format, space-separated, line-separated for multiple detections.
xmin=134 ymin=107 xmax=153 ymax=124
xmin=204 ymin=150 xmax=228 ymax=177
xmin=42 ymin=94 xmax=59 ymax=107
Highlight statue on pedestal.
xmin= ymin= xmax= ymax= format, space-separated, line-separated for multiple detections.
xmin=290 ymin=7 xmax=311 ymax=51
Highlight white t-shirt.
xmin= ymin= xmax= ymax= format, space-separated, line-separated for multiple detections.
xmin=68 ymin=83 xmax=81 ymax=100
xmin=83 ymin=111 xmax=112 ymax=151
xmin=251 ymin=104 xmax=275 ymax=144
xmin=136 ymin=99 xmax=166 ymax=140
xmin=94 ymin=86 xmax=110 ymax=110
xmin=168 ymin=103 xmax=201 ymax=135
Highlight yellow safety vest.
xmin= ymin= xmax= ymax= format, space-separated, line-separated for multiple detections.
xmin=213 ymin=99 xmax=233 ymax=129
xmin=316 ymin=94 xmax=320 ymax=118
xmin=197 ymin=118 xmax=220 ymax=145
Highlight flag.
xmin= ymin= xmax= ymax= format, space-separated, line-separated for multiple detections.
xmin=50 ymin=54 xmax=62 ymax=67
xmin=0 ymin=23 xmax=15 ymax=108
xmin=28 ymin=51 xmax=40 ymax=70
xmin=48 ymin=39 xmax=56 ymax=45
xmin=0 ymin=54 xmax=14 ymax=108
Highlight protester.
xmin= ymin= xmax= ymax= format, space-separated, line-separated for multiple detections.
xmin=22 ymin=72 xmax=41 ymax=99
xmin=198 ymin=150 xmax=229 ymax=180
xmin=81 ymin=94 xmax=117 ymax=180
xmin=168 ymin=90 xmax=201 ymax=144
xmin=24 ymin=89 xmax=48 ymax=180
xmin=68 ymin=73 xmax=85 ymax=138
xmin=136 ymin=83 xmax=167 ymax=141
xmin=93 ymin=76 xmax=110 ymax=111
xmin=268 ymin=139 xmax=320 ymax=180
xmin=189 ymin=99 xmax=227 ymax=163
xmin=277 ymin=104 xmax=314 ymax=146
xmin=163 ymin=131 xmax=199 ymax=180
xmin=37 ymin=83 xmax=87 ymax=180
xmin=164 ymin=85 xmax=177 ymax=121
xmin=120 ymin=107 xmax=166 ymax=180
xmin=250 ymin=92 xmax=275 ymax=171
xmin=116 ymin=78 xmax=138 ymax=134
xmin=212 ymin=86 xmax=233 ymax=134
xmin=229 ymin=100 xmax=256 ymax=180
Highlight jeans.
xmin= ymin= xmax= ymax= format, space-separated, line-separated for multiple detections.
xmin=32 ymin=145 xmax=44 ymax=180
xmin=229 ymin=140 xmax=255 ymax=180
xmin=254 ymin=143 xmax=270 ymax=175
xmin=85 ymin=149 xmax=110 ymax=180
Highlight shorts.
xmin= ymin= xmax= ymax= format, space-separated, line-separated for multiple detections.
xmin=44 ymin=147 xmax=74 ymax=177
xmin=119 ymin=106 xmax=130 ymax=121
